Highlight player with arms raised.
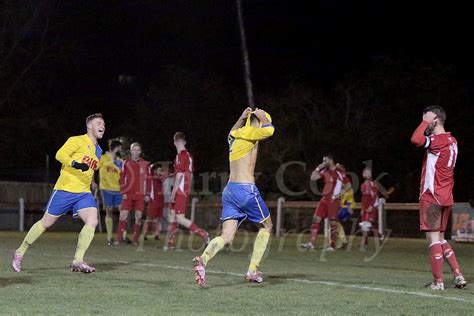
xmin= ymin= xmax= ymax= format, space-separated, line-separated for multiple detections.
xmin=192 ymin=107 xmax=274 ymax=288
xmin=411 ymin=105 xmax=467 ymax=290
xmin=302 ymin=155 xmax=347 ymax=251
xmin=12 ymin=113 xmax=105 ymax=273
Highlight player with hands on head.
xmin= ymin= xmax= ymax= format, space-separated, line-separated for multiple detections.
xmin=192 ymin=107 xmax=274 ymax=288
xmin=410 ymin=105 xmax=467 ymax=290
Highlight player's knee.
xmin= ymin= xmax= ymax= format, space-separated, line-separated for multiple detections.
xmin=312 ymin=216 xmax=321 ymax=224
xmin=176 ymin=217 xmax=186 ymax=225
xmin=40 ymin=218 xmax=54 ymax=229
xmin=105 ymin=208 xmax=113 ymax=217
xmin=86 ymin=215 xmax=98 ymax=227
xmin=263 ymin=222 xmax=273 ymax=233
xmin=119 ymin=211 xmax=128 ymax=221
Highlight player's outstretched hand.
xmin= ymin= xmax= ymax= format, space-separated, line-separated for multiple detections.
xmin=73 ymin=162 xmax=89 ymax=172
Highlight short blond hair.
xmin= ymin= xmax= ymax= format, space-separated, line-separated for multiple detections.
xmin=86 ymin=113 xmax=103 ymax=125
xmin=130 ymin=142 xmax=141 ymax=150
xmin=173 ymin=132 xmax=186 ymax=142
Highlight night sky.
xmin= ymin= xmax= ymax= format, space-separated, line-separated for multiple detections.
xmin=48 ymin=0 xmax=474 ymax=106
xmin=1 ymin=0 xmax=473 ymax=201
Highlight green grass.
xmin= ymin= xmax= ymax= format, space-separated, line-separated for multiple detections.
xmin=1 ymin=231 xmax=473 ymax=315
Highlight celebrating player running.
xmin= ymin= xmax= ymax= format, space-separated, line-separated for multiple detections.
xmin=192 ymin=107 xmax=275 ymax=288
xmin=12 ymin=113 xmax=105 ymax=273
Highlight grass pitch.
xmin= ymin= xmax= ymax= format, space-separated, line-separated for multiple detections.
xmin=1 ymin=231 xmax=473 ymax=315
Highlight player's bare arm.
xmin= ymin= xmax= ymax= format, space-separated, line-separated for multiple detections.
xmin=310 ymin=163 xmax=325 ymax=181
xmin=230 ymin=107 xmax=252 ymax=133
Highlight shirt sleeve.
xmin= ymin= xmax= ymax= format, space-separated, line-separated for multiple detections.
xmin=230 ymin=124 xmax=275 ymax=142
xmin=410 ymin=120 xmax=430 ymax=147
xmin=55 ymin=137 xmax=79 ymax=167
xmin=145 ymin=162 xmax=152 ymax=195
xmin=120 ymin=160 xmax=128 ymax=194
xmin=370 ymin=183 xmax=379 ymax=207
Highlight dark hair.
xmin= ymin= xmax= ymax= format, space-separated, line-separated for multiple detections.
xmin=325 ymin=154 xmax=335 ymax=163
xmin=108 ymin=139 xmax=122 ymax=151
xmin=173 ymin=132 xmax=186 ymax=142
xmin=86 ymin=113 xmax=103 ymax=125
xmin=423 ymin=105 xmax=446 ymax=125
xmin=150 ymin=162 xmax=162 ymax=172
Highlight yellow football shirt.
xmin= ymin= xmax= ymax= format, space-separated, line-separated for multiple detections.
xmin=99 ymin=152 xmax=122 ymax=192
xmin=341 ymin=188 xmax=355 ymax=208
xmin=228 ymin=112 xmax=274 ymax=161
xmin=54 ymin=134 xmax=102 ymax=193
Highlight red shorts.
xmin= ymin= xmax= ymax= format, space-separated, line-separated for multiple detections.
xmin=121 ymin=196 xmax=145 ymax=212
xmin=147 ymin=200 xmax=163 ymax=218
xmin=314 ymin=198 xmax=340 ymax=220
xmin=361 ymin=208 xmax=377 ymax=223
xmin=170 ymin=195 xmax=188 ymax=215
xmin=419 ymin=200 xmax=452 ymax=232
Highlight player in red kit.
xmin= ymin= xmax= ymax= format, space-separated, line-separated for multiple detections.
xmin=359 ymin=167 xmax=380 ymax=250
xmin=302 ymin=155 xmax=348 ymax=251
xmin=411 ymin=105 xmax=467 ymax=290
xmin=116 ymin=142 xmax=151 ymax=246
xmin=142 ymin=163 xmax=167 ymax=241
xmin=164 ymin=132 xmax=209 ymax=250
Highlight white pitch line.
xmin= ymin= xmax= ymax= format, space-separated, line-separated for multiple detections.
xmin=136 ymin=262 xmax=470 ymax=303
xmin=9 ymin=250 xmax=470 ymax=303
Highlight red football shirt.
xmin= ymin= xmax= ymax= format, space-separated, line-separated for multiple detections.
xmin=151 ymin=177 xmax=163 ymax=205
xmin=319 ymin=168 xmax=344 ymax=201
xmin=120 ymin=158 xmax=151 ymax=198
xmin=174 ymin=149 xmax=194 ymax=197
xmin=361 ymin=180 xmax=379 ymax=211
xmin=419 ymin=133 xmax=458 ymax=206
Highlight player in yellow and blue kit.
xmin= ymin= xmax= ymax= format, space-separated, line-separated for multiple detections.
xmin=99 ymin=139 xmax=123 ymax=245
xmin=335 ymin=164 xmax=355 ymax=249
xmin=12 ymin=113 xmax=105 ymax=273
xmin=193 ymin=107 xmax=275 ymax=288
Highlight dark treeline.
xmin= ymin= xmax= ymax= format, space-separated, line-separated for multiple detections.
xmin=1 ymin=1 xmax=472 ymax=203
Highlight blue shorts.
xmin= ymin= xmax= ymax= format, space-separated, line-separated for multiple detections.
xmin=338 ymin=207 xmax=351 ymax=221
xmin=100 ymin=190 xmax=122 ymax=208
xmin=221 ymin=182 xmax=270 ymax=226
xmin=45 ymin=190 xmax=97 ymax=218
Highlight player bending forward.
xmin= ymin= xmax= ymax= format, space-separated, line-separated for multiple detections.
xmin=411 ymin=105 xmax=467 ymax=290
xmin=12 ymin=113 xmax=105 ymax=273
xmin=192 ymin=107 xmax=275 ymax=288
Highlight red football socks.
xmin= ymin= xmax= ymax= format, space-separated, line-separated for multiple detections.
xmin=310 ymin=223 xmax=320 ymax=245
xmin=142 ymin=221 xmax=149 ymax=237
xmin=133 ymin=223 xmax=140 ymax=242
xmin=441 ymin=240 xmax=462 ymax=277
xmin=117 ymin=220 xmax=127 ymax=242
xmin=167 ymin=222 xmax=178 ymax=247
xmin=189 ymin=222 xmax=208 ymax=240
xmin=429 ymin=241 xmax=444 ymax=283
